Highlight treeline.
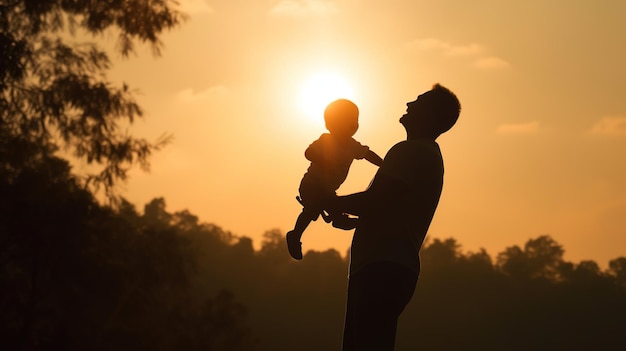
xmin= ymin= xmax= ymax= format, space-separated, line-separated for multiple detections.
xmin=2 ymin=152 xmax=626 ymax=351
xmin=0 ymin=152 xmax=254 ymax=350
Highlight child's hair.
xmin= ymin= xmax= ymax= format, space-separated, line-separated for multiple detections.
xmin=324 ymin=99 xmax=359 ymax=137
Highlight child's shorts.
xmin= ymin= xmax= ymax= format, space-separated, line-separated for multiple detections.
xmin=298 ymin=182 xmax=336 ymax=221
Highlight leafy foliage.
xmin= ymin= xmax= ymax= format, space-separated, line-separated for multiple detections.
xmin=0 ymin=0 xmax=185 ymax=198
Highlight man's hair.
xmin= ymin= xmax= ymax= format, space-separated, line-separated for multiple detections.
xmin=427 ymin=83 xmax=461 ymax=135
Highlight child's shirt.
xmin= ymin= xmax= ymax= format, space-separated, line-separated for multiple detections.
xmin=301 ymin=133 xmax=370 ymax=191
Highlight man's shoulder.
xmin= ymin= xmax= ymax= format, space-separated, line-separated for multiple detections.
xmin=379 ymin=140 xmax=444 ymax=193
xmin=382 ymin=139 xmax=443 ymax=178
xmin=388 ymin=139 xmax=440 ymax=156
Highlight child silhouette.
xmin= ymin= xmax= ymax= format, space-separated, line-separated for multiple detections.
xmin=286 ymin=99 xmax=383 ymax=260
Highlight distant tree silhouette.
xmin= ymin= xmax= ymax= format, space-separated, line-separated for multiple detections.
xmin=421 ymin=237 xmax=461 ymax=268
xmin=0 ymin=146 xmax=92 ymax=350
xmin=609 ymin=257 xmax=626 ymax=288
xmin=497 ymin=234 xmax=564 ymax=281
xmin=0 ymin=149 xmax=255 ymax=350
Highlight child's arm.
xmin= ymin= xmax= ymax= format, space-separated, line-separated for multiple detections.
xmin=364 ymin=149 xmax=383 ymax=167
xmin=304 ymin=135 xmax=327 ymax=162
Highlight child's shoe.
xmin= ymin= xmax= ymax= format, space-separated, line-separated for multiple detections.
xmin=286 ymin=231 xmax=303 ymax=260
xmin=332 ymin=214 xmax=358 ymax=230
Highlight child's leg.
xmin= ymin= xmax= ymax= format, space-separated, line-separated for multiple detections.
xmin=291 ymin=211 xmax=313 ymax=239
xmin=286 ymin=208 xmax=318 ymax=260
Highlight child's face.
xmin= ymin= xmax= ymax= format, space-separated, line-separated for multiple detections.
xmin=328 ymin=118 xmax=358 ymax=137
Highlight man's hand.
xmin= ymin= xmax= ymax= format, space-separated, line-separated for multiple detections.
xmin=329 ymin=172 xmax=414 ymax=218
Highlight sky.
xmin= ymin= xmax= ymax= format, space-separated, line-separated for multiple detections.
xmin=91 ymin=0 xmax=626 ymax=267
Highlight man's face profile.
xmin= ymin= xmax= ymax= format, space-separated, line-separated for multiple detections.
xmin=400 ymin=92 xmax=431 ymax=129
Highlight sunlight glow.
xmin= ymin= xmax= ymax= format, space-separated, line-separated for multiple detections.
xmin=298 ymin=71 xmax=356 ymax=122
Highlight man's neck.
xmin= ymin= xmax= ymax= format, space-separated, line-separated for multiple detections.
xmin=407 ymin=132 xmax=437 ymax=141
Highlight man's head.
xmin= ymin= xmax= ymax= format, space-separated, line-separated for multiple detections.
xmin=400 ymin=83 xmax=461 ymax=139
xmin=324 ymin=98 xmax=359 ymax=137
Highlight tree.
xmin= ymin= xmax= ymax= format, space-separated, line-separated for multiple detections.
xmin=0 ymin=159 xmax=257 ymax=350
xmin=497 ymin=235 xmax=565 ymax=281
xmin=0 ymin=148 xmax=96 ymax=350
xmin=258 ymin=228 xmax=291 ymax=266
xmin=608 ymin=257 xmax=626 ymax=289
xmin=1 ymin=0 xmax=185 ymax=198
xmin=420 ymin=237 xmax=461 ymax=269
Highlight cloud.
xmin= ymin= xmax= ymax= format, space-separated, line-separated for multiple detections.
xmin=177 ymin=0 xmax=214 ymax=15
xmin=269 ymin=0 xmax=338 ymax=17
xmin=177 ymin=86 xmax=230 ymax=103
xmin=408 ymin=38 xmax=484 ymax=56
xmin=407 ymin=38 xmax=481 ymax=56
xmin=474 ymin=56 xmax=511 ymax=69
xmin=496 ymin=121 xmax=540 ymax=135
xmin=589 ymin=116 xmax=626 ymax=136
xmin=406 ymin=38 xmax=510 ymax=69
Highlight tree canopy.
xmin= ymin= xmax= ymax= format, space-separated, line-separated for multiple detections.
xmin=1 ymin=0 xmax=185 ymax=198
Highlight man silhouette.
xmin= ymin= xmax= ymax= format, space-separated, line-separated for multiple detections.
xmin=330 ymin=84 xmax=461 ymax=350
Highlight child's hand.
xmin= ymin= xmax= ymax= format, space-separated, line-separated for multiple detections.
xmin=365 ymin=150 xmax=384 ymax=167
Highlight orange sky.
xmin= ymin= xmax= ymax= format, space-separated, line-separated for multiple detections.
xmin=86 ymin=0 xmax=626 ymax=267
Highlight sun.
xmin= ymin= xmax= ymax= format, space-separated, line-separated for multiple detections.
xmin=298 ymin=71 xmax=356 ymax=122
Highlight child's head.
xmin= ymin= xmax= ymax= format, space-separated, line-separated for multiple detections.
xmin=324 ymin=99 xmax=359 ymax=137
